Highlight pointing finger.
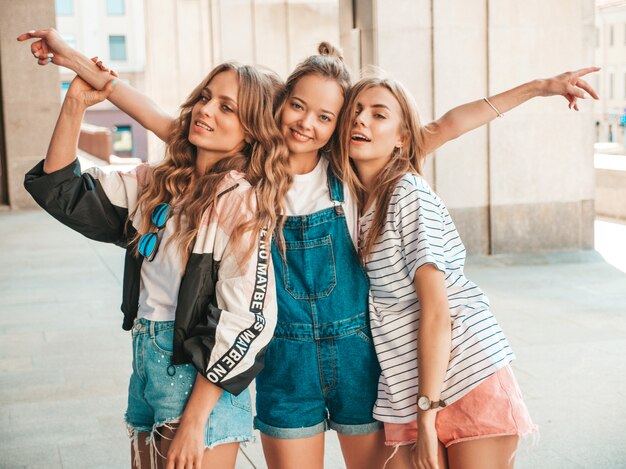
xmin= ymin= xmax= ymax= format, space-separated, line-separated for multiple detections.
xmin=572 ymin=67 xmax=601 ymax=79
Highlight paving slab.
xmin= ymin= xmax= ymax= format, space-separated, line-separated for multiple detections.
xmin=1 ymin=210 xmax=626 ymax=469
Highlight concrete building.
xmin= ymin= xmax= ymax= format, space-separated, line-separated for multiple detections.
xmin=55 ymin=0 xmax=148 ymax=160
xmin=0 ymin=0 xmax=60 ymax=209
xmin=354 ymin=0 xmax=596 ymax=255
xmin=595 ymin=0 xmax=626 ymax=145
xmin=1 ymin=0 xmax=597 ymax=257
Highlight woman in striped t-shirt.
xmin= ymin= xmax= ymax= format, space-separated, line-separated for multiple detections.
xmin=338 ymin=69 xmax=598 ymax=468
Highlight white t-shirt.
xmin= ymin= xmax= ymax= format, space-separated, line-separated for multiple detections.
xmin=359 ymin=173 xmax=514 ymax=424
xmin=137 ymin=215 xmax=184 ymax=322
xmin=284 ymin=157 xmax=359 ymax=246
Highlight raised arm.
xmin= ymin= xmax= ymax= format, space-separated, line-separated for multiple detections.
xmin=17 ymin=28 xmax=174 ymax=142
xmin=422 ymin=67 xmax=600 ymax=155
xmin=24 ymin=76 xmax=136 ymax=245
xmin=45 ymin=76 xmax=116 ymax=173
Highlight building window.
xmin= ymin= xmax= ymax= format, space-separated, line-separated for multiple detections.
xmin=113 ymin=125 xmax=133 ymax=153
xmin=62 ymin=34 xmax=77 ymax=49
xmin=55 ymin=0 xmax=73 ymax=16
xmin=109 ymin=35 xmax=127 ymax=61
xmin=61 ymin=81 xmax=71 ymax=100
xmin=609 ymin=73 xmax=614 ymax=100
xmin=610 ymin=25 xmax=614 ymax=46
xmin=107 ymin=0 xmax=125 ymax=16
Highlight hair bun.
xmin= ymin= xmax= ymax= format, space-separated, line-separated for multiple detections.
xmin=318 ymin=42 xmax=343 ymax=61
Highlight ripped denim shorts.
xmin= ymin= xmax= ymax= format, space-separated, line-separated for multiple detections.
xmin=125 ymin=319 xmax=254 ymax=449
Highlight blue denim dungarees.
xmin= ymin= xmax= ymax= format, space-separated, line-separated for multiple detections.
xmin=255 ymin=166 xmax=382 ymax=438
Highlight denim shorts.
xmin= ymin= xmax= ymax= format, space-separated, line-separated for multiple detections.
xmin=125 ymin=318 xmax=254 ymax=448
xmin=254 ymin=322 xmax=383 ymax=439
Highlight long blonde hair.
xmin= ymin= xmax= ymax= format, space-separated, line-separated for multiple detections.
xmin=131 ymin=63 xmax=291 ymax=261
xmin=274 ymin=42 xmax=351 ymax=178
xmin=339 ymin=76 xmax=430 ymax=260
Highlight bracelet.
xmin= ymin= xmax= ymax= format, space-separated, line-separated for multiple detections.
xmin=483 ymin=97 xmax=504 ymax=118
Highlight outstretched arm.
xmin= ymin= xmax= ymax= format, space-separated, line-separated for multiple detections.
xmin=18 ymin=28 xmax=174 ymax=142
xmin=422 ymin=67 xmax=600 ymax=155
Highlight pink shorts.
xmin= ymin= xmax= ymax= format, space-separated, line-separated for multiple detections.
xmin=384 ymin=365 xmax=537 ymax=448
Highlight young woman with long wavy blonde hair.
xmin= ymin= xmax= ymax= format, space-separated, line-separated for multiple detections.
xmin=340 ymin=70 xmax=597 ymax=469
xmin=20 ymin=30 xmax=290 ymax=469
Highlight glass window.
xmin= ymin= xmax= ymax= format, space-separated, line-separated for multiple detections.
xmin=109 ymin=35 xmax=127 ymax=61
xmin=107 ymin=0 xmax=125 ymax=16
xmin=113 ymin=125 xmax=133 ymax=153
xmin=61 ymin=81 xmax=71 ymax=100
xmin=55 ymin=0 xmax=73 ymax=16
xmin=610 ymin=25 xmax=614 ymax=46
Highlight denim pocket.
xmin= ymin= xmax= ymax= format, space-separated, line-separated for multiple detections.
xmin=230 ymin=389 xmax=252 ymax=411
xmin=283 ymin=235 xmax=336 ymax=299
xmin=152 ymin=327 xmax=175 ymax=356
xmin=355 ymin=329 xmax=374 ymax=344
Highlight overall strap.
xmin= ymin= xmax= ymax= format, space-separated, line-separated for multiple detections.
xmin=326 ymin=163 xmax=344 ymax=204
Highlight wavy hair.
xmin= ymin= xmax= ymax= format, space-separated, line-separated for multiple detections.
xmin=339 ymin=75 xmax=430 ymax=261
xmin=131 ymin=63 xmax=291 ymax=262
xmin=274 ymin=42 xmax=351 ymax=177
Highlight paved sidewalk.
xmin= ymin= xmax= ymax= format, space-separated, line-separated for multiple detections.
xmin=1 ymin=210 xmax=625 ymax=469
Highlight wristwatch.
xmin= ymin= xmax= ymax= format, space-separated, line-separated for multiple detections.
xmin=417 ymin=395 xmax=446 ymax=411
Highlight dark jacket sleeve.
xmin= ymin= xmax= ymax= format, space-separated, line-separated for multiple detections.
xmin=24 ymin=159 xmax=132 ymax=246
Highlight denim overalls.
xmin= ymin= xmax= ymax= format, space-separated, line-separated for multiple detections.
xmin=255 ymin=166 xmax=382 ymax=438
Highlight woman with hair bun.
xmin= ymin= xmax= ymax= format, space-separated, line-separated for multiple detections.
xmin=253 ymin=42 xmax=389 ymax=468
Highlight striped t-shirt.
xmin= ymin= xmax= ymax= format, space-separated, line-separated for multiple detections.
xmin=359 ymin=173 xmax=514 ymax=424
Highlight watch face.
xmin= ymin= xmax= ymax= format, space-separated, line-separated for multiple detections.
xmin=417 ymin=396 xmax=430 ymax=411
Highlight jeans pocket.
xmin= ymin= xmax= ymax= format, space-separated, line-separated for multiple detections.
xmin=283 ymin=235 xmax=337 ymax=299
xmin=230 ymin=389 xmax=252 ymax=412
xmin=152 ymin=327 xmax=175 ymax=356
xmin=355 ymin=329 xmax=374 ymax=344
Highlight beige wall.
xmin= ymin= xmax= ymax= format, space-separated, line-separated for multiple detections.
xmin=0 ymin=0 xmax=59 ymax=209
xmin=342 ymin=0 xmax=596 ymax=254
xmin=3 ymin=0 xmax=597 ymax=255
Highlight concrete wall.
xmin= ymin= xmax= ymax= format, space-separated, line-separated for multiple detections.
xmin=78 ymin=124 xmax=112 ymax=161
xmin=342 ymin=0 xmax=596 ymax=254
xmin=2 ymin=0 xmax=597 ymax=256
xmin=0 ymin=0 xmax=59 ymax=209
xmin=596 ymin=167 xmax=626 ymax=220
xmin=83 ymin=109 xmax=148 ymax=161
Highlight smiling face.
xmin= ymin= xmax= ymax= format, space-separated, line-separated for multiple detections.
xmin=280 ymin=73 xmax=344 ymax=160
xmin=188 ymin=70 xmax=245 ymax=157
xmin=348 ymin=85 xmax=405 ymax=165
